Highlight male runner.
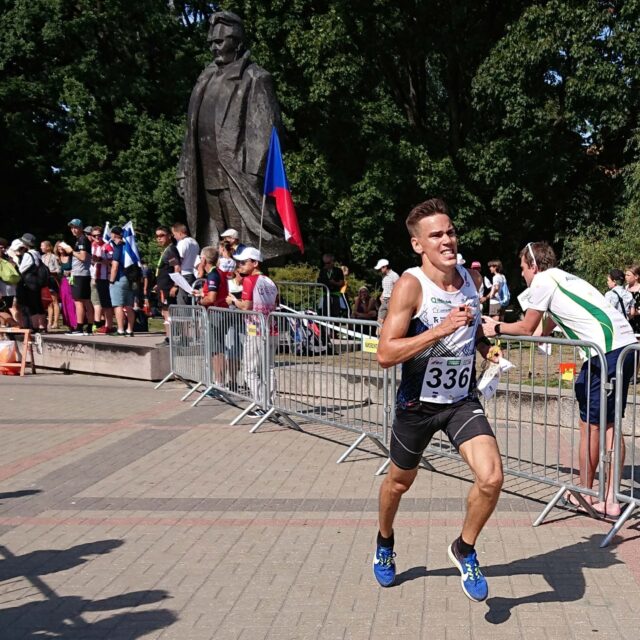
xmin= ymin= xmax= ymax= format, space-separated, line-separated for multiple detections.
xmin=374 ymin=197 xmax=503 ymax=602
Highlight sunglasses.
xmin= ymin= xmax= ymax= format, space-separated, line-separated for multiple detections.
xmin=155 ymin=233 xmax=167 ymax=238
xmin=525 ymin=242 xmax=538 ymax=269
xmin=91 ymin=234 xmax=102 ymax=238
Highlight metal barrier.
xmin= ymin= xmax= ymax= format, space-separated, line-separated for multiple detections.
xmin=275 ymin=281 xmax=330 ymax=314
xmin=383 ymin=335 xmax=610 ymax=523
xmin=601 ymin=344 xmax=640 ymax=547
xmin=188 ymin=307 xmax=270 ymax=416
xmin=154 ymin=305 xmax=210 ymax=402
xmin=261 ymin=311 xmax=390 ymax=460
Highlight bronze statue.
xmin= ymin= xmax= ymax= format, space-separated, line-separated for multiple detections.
xmin=177 ymin=11 xmax=292 ymax=258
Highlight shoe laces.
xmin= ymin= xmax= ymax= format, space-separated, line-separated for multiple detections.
xmin=463 ymin=551 xmax=483 ymax=582
xmin=376 ymin=547 xmax=396 ymax=567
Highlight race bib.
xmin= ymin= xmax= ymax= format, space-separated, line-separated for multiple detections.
xmin=420 ymin=355 xmax=473 ymax=404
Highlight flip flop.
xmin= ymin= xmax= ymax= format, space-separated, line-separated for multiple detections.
xmin=591 ymin=503 xmax=621 ymax=520
xmin=559 ymin=495 xmax=587 ymax=512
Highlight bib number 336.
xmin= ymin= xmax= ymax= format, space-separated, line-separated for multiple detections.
xmin=421 ymin=356 xmax=472 ymax=401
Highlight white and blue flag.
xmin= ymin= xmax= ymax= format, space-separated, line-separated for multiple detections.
xmin=103 ymin=221 xmax=111 ymax=243
xmin=122 ymin=221 xmax=141 ymax=268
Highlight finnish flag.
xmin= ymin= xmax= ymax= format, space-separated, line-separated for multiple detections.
xmin=122 ymin=221 xmax=141 ymax=268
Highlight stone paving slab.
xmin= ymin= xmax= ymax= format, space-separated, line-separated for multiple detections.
xmin=0 ymin=372 xmax=639 ymax=639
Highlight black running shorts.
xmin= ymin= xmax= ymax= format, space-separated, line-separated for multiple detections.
xmin=390 ymin=397 xmax=495 ymax=470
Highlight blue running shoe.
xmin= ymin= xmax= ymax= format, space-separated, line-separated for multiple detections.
xmin=373 ymin=545 xmax=396 ymax=587
xmin=447 ymin=542 xmax=488 ymax=602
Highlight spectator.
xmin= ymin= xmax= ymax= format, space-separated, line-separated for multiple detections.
xmin=625 ymin=263 xmax=640 ymax=334
xmin=605 ymin=269 xmax=633 ymax=319
xmin=225 ymin=269 xmax=245 ymax=391
xmin=339 ymin=264 xmax=351 ymax=316
xmin=195 ymin=246 xmax=229 ymax=384
xmin=220 ymin=228 xmax=245 ymax=255
xmin=6 ymin=239 xmax=26 ymax=327
xmin=317 ymin=253 xmax=345 ymax=317
xmin=171 ymin=222 xmax=200 ymax=305
xmin=54 ymin=240 xmax=76 ymax=329
xmin=155 ymin=225 xmax=181 ymax=346
xmin=469 ymin=260 xmax=485 ymax=296
xmin=217 ymin=240 xmax=236 ymax=279
xmin=54 ymin=241 xmax=72 ymax=277
xmin=483 ymin=241 xmax=636 ymax=518
xmin=484 ymin=259 xmax=509 ymax=321
xmin=352 ymin=286 xmax=377 ymax=320
xmin=108 ymin=226 xmax=135 ymax=337
xmin=374 ymin=258 xmax=399 ymax=324
xmin=40 ymin=240 xmax=61 ymax=331
xmin=65 ymin=218 xmax=95 ymax=335
xmin=0 ymin=237 xmax=21 ymax=323
xmin=16 ymin=233 xmax=46 ymax=331
xmin=141 ymin=260 xmax=155 ymax=315
xmin=226 ymin=247 xmax=278 ymax=416
xmin=90 ymin=226 xmax=115 ymax=334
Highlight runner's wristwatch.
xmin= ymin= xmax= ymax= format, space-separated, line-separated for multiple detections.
xmin=494 ymin=323 xmax=501 ymax=336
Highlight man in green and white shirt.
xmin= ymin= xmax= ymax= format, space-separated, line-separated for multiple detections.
xmin=483 ymin=241 xmax=636 ymax=518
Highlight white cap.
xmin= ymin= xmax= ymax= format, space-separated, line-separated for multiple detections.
xmin=221 ymin=228 xmax=239 ymax=240
xmin=374 ymin=258 xmax=389 ymax=270
xmin=456 ymin=253 xmax=465 ymax=265
xmin=233 ymin=246 xmax=263 ymax=263
xmin=9 ymin=239 xmax=26 ymax=252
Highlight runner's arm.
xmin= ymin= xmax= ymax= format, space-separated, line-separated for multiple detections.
xmin=377 ymin=274 xmax=472 ymax=368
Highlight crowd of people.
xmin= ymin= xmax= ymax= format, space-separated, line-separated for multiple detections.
xmin=0 ymin=221 xmax=265 ymax=342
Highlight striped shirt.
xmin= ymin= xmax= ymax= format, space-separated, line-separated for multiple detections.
xmin=381 ymin=269 xmax=399 ymax=300
xmin=91 ymin=240 xmax=113 ymax=280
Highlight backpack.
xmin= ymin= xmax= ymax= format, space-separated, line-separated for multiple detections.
xmin=496 ymin=276 xmax=510 ymax=307
xmin=124 ymin=263 xmax=142 ymax=288
xmin=0 ymin=259 xmax=20 ymax=285
xmin=26 ymin=252 xmax=49 ymax=288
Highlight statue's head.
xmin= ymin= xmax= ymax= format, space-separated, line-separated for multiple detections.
xmin=208 ymin=11 xmax=246 ymax=66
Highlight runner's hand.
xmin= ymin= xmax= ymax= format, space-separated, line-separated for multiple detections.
xmin=439 ymin=305 xmax=473 ymax=337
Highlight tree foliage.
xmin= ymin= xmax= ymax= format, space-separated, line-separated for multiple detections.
xmin=1 ymin=0 xmax=639 ymax=286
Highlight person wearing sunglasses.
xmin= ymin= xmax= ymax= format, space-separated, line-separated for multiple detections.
xmin=225 ymin=247 xmax=278 ymax=415
xmin=482 ymin=241 xmax=637 ymax=519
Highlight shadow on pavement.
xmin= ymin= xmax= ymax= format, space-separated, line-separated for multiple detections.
xmin=0 ymin=590 xmax=176 ymax=639
xmin=0 ymin=539 xmax=177 ymax=638
xmin=0 ymin=489 xmax=42 ymax=501
xmin=424 ymin=534 xmax=622 ymax=624
xmin=0 ymin=539 xmax=124 ymax=581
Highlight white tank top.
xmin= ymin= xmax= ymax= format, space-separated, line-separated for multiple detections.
xmin=396 ymin=266 xmax=481 ymax=407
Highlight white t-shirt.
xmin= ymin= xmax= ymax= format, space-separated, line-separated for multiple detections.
xmin=176 ymin=237 xmax=200 ymax=275
xmin=528 ymin=268 xmax=635 ymax=354
xmin=491 ymin=273 xmax=506 ymax=298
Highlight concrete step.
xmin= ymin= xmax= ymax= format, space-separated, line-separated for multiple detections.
xmin=33 ymin=332 xmax=170 ymax=381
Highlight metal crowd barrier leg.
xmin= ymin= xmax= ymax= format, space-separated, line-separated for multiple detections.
xmin=262 ymin=312 xmax=390 ymax=467
xmin=601 ymin=344 xmax=640 ymax=547
xmin=420 ymin=336 xmax=608 ymax=525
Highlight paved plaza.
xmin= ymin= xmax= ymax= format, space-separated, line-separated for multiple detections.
xmin=1 ymin=372 xmax=640 ymax=639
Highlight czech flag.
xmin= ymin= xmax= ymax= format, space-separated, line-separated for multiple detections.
xmin=263 ymin=127 xmax=304 ymax=253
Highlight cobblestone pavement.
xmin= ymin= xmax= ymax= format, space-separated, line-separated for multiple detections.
xmin=1 ymin=372 xmax=639 ymax=639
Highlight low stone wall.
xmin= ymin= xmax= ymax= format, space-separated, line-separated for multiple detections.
xmin=34 ymin=335 xmax=170 ymax=381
